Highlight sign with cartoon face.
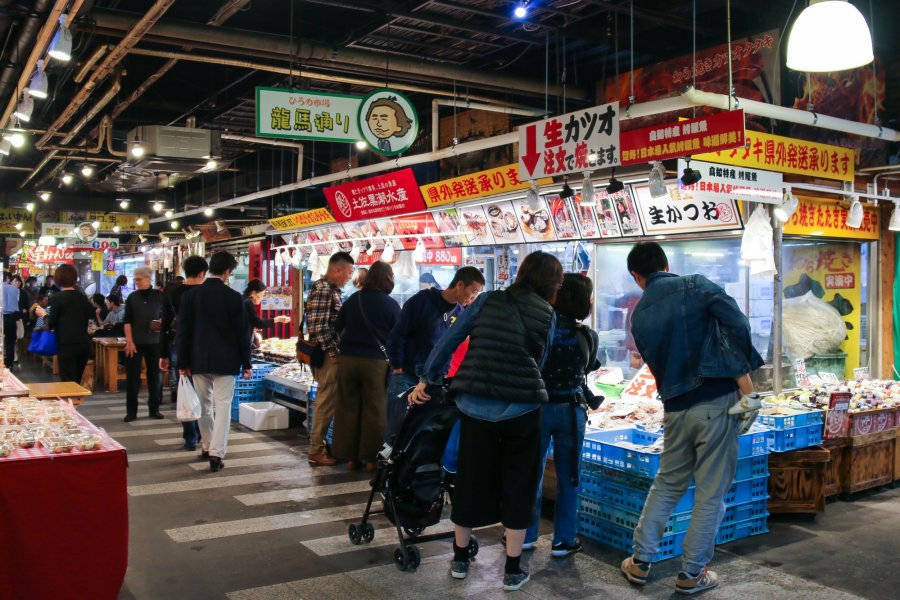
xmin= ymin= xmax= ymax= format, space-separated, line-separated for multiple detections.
xmin=74 ymin=221 xmax=99 ymax=242
xmin=358 ymin=89 xmax=418 ymax=156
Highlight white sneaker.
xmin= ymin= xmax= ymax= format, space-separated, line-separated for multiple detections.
xmin=728 ymin=393 xmax=762 ymax=415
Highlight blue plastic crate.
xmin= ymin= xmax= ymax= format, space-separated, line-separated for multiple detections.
xmin=234 ymin=379 xmax=265 ymax=393
xmin=767 ymin=423 xmax=824 ymax=452
xmin=583 ymin=428 xmax=663 ymax=477
xmin=723 ymin=476 xmax=769 ymax=505
xmin=581 ymin=474 xmax=697 ymax=514
xmin=738 ymin=428 xmax=770 ymax=458
xmin=757 ymin=408 xmax=824 ymax=431
xmin=581 ymin=454 xmax=767 ymax=493
xmin=720 ymin=499 xmax=769 ymax=526
xmin=716 ymin=515 xmax=768 ymax=544
xmin=307 ymin=407 xmax=334 ymax=444
xmin=579 ymin=513 xmax=686 ymax=561
xmin=236 ymin=362 xmax=276 ymax=383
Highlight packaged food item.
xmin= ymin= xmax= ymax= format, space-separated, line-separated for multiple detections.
xmin=41 ymin=437 xmax=74 ymax=454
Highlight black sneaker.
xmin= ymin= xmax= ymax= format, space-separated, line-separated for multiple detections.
xmin=149 ymin=412 xmax=165 ymax=419
xmin=551 ymin=539 xmax=582 ymax=558
xmin=123 ymin=414 xmax=137 ymax=423
xmin=449 ymin=559 xmax=469 ymax=580
xmin=209 ymin=457 xmax=225 ymax=472
xmin=201 ymin=450 xmax=210 ymax=460
xmin=502 ymin=569 xmax=530 ymax=591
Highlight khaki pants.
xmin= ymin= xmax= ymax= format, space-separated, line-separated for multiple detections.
xmin=193 ymin=374 xmax=236 ymax=459
xmin=332 ymin=355 xmax=389 ymax=461
xmin=310 ymin=357 xmax=339 ymax=456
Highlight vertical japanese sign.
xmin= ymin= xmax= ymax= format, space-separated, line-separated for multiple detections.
xmin=677 ymin=159 xmax=783 ymax=204
xmin=783 ymin=241 xmax=862 ymax=379
xmin=90 ymin=251 xmax=104 ymax=272
xmin=324 ymin=168 xmax=426 ymax=222
xmin=631 ymin=182 xmax=743 ymax=235
xmin=620 ymin=110 xmax=745 ymax=165
xmin=518 ymin=102 xmax=620 ymax=180
xmin=256 ymin=87 xmax=362 ymax=142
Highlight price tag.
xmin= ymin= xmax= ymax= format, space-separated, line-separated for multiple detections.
xmin=853 ymin=367 xmax=869 ymax=381
xmin=819 ymin=372 xmax=840 ymax=385
xmin=796 ymin=373 xmax=811 ymax=388
xmin=807 ymin=374 xmax=824 ymax=387
xmin=793 ymin=358 xmax=806 ymax=375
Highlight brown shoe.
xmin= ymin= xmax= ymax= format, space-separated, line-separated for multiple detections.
xmin=308 ymin=452 xmax=337 ymax=466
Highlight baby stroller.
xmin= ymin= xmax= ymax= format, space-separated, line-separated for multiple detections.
xmin=347 ymin=391 xmax=479 ymax=571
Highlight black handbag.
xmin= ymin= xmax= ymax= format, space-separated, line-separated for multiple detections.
xmin=296 ymin=310 xmax=325 ymax=368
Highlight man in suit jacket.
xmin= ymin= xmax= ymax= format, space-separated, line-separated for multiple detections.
xmin=176 ymin=251 xmax=252 ymax=472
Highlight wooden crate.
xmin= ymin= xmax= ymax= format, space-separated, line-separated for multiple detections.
xmin=895 ymin=429 xmax=900 ymax=482
xmin=823 ymin=437 xmax=850 ymax=498
xmin=844 ymin=429 xmax=896 ymax=494
xmin=767 ymin=446 xmax=830 ymax=515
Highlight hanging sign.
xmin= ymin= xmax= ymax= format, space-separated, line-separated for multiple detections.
xmin=417 ymin=247 xmax=463 ymax=266
xmin=69 ymin=238 xmax=120 ymax=251
xmin=390 ymin=212 xmax=444 ymax=249
xmin=27 ymin=246 xmax=74 ymax=264
xmin=631 ymin=181 xmax=743 ymax=235
xmin=324 ymin=168 xmax=426 ymax=222
xmin=497 ymin=252 xmax=510 ymax=281
xmin=60 ymin=212 xmax=149 ymax=233
xmin=105 ymin=253 xmax=116 ymax=273
xmin=90 ymin=251 xmax=104 ymax=272
xmin=74 ymin=222 xmax=99 ymax=242
xmin=621 ymin=110 xmax=746 ymax=166
xmin=783 ymin=196 xmax=879 ymax=240
xmin=677 ymin=159 xmax=783 ymax=204
xmin=518 ymin=101 xmax=620 ymax=180
xmin=0 ymin=208 xmax=35 ymax=234
xmin=268 ymin=207 xmax=336 ymax=231
xmin=41 ymin=222 xmax=76 ymax=238
xmin=694 ymin=130 xmax=855 ymax=183
xmin=256 ymin=87 xmax=362 ymax=142
xmin=358 ymin=89 xmax=419 ymax=156
xmin=419 ymin=164 xmax=552 ymax=208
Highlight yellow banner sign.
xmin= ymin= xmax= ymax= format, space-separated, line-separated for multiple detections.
xmin=420 ymin=164 xmax=553 ymax=208
xmin=91 ymin=251 xmax=104 ymax=272
xmin=268 ymin=207 xmax=336 ymax=231
xmin=694 ymin=131 xmax=854 ymax=183
xmin=783 ymin=195 xmax=879 ymax=240
xmin=60 ymin=212 xmax=149 ymax=232
xmin=0 ymin=208 xmax=35 ymax=234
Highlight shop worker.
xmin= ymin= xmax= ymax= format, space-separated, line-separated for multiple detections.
xmin=123 ymin=267 xmax=164 ymax=422
xmin=384 ymin=266 xmax=485 ymax=442
xmin=305 ymin=251 xmax=355 ymax=467
xmin=176 ymin=251 xmax=252 ymax=473
xmin=620 ymin=242 xmax=763 ymax=595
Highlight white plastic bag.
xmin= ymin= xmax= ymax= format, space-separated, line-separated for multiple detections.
xmin=176 ymin=377 xmax=201 ymax=422
xmin=740 ymin=206 xmax=776 ymax=277
xmin=782 ymin=291 xmax=847 ymax=359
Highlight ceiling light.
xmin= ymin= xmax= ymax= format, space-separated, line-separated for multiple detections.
xmin=680 ymin=159 xmax=702 ymax=186
xmin=5 ymin=130 xmax=25 ymax=148
xmin=62 ymin=173 xmax=73 ymax=185
xmin=28 ymin=61 xmax=48 ymax=99
xmin=81 ymin=164 xmax=94 ymax=177
xmin=170 ymin=220 xmax=179 ymax=230
xmin=152 ymin=201 xmax=163 ymax=213
xmin=119 ymin=198 xmax=130 ymax=209
xmin=845 ymin=195 xmax=863 ymax=228
xmin=514 ymin=0 xmax=530 ymax=19
xmin=136 ymin=217 xmax=145 ymax=226
xmin=0 ymin=139 xmax=10 ymax=156
xmin=787 ymin=0 xmax=873 ymax=72
xmin=649 ymin=161 xmax=668 ymax=198
xmin=18 ymin=231 xmax=26 ymax=238
xmin=39 ymin=191 xmax=50 ymax=201
xmin=355 ymin=140 xmax=367 ymax=150
xmin=38 ymin=235 xmax=55 ymax=246
xmin=112 ymin=225 xmax=121 ymax=233
xmin=890 ymin=203 xmax=900 ymax=232
xmin=774 ymin=188 xmax=799 ymax=222
xmin=559 ymin=179 xmax=575 ymax=199
xmin=164 ymin=209 xmax=174 ymax=218
xmin=215 ymin=220 xmax=226 ymax=233
xmin=91 ymin=220 xmax=100 ymax=229
xmin=580 ymin=174 xmax=596 ymax=207
xmin=14 ymin=222 xmax=22 ymax=230
xmin=130 ymin=142 xmax=145 ymax=158
xmin=606 ymin=169 xmax=625 ymax=195
xmin=204 ymin=207 xmax=214 ymax=217
xmin=13 ymin=94 xmax=34 ymax=123
xmin=47 ymin=16 xmax=73 ymax=62
xmin=25 ymin=202 xmax=34 ymax=212
xmin=206 ymin=159 xmax=217 ymax=170
xmin=526 ymin=181 xmax=543 ymax=211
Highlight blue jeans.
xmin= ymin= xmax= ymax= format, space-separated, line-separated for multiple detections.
xmin=526 ymin=402 xmax=587 ymax=546
xmin=384 ymin=371 xmax=419 ymax=444
xmin=170 ymin=348 xmax=200 ymax=447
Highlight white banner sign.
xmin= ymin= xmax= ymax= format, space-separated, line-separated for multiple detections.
xmin=631 ymin=181 xmax=743 ymax=236
xmin=518 ymin=102 xmax=620 ymax=180
xmin=68 ymin=238 xmax=120 ymax=251
xmin=256 ymin=87 xmax=362 ymax=142
xmin=678 ymin=159 xmax=783 ymax=204
xmin=41 ymin=222 xmax=76 ymax=238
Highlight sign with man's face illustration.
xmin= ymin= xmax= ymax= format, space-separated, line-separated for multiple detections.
xmin=358 ymin=89 xmax=418 ymax=156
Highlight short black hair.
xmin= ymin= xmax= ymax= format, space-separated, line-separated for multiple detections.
xmin=182 ymin=255 xmax=209 ymax=278
xmin=329 ymin=251 xmax=354 ymax=267
xmin=25 ymin=276 xmax=36 ymax=285
xmin=243 ymin=279 xmax=267 ymax=298
xmin=54 ymin=264 xmax=78 ymax=288
xmin=554 ymin=273 xmax=593 ymax=320
xmin=449 ymin=266 xmax=485 ymax=288
xmin=510 ymin=251 xmax=563 ymax=302
xmin=174 ymin=276 xmax=185 ymax=283
xmin=115 ymin=275 xmax=128 ymax=286
xmin=37 ymin=293 xmax=49 ymax=303
xmin=106 ymin=294 xmax=122 ymax=307
xmin=209 ymin=251 xmax=238 ymax=276
xmin=91 ymin=293 xmax=105 ymax=307
xmin=627 ymin=242 xmax=668 ymax=278
xmin=2 ymin=271 xmax=11 ymax=282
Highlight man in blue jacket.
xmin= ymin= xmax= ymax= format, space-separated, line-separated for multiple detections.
xmin=620 ymin=242 xmax=763 ymax=596
xmin=383 ymin=266 xmax=484 ymax=442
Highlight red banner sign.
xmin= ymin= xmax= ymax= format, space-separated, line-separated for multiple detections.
xmin=27 ymin=246 xmax=74 ymax=265
xmin=417 ymin=247 xmax=462 ymax=266
xmin=620 ymin=110 xmax=745 ymax=166
xmin=325 ymin=168 xmax=426 ymax=222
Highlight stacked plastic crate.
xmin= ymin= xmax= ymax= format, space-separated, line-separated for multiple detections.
xmin=577 ymin=426 xmax=770 ymax=561
xmin=231 ymin=362 xmax=276 ymax=421
xmin=757 ymin=408 xmax=824 ymax=452
xmin=305 ymin=382 xmax=334 ymax=445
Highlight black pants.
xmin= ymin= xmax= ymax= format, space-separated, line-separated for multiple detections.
xmin=125 ymin=343 xmax=162 ymax=417
xmin=58 ymin=343 xmax=90 ymax=384
xmin=451 ymin=407 xmax=544 ymax=530
xmin=3 ymin=313 xmax=18 ymax=366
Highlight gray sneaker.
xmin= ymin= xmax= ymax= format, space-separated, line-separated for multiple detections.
xmin=449 ymin=559 xmax=469 ymax=580
xmin=675 ymin=568 xmax=720 ymax=595
xmin=502 ymin=570 xmax=530 ymax=591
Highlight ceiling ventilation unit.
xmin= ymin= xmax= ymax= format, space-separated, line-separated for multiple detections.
xmin=126 ymin=125 xmax=222 ymax=173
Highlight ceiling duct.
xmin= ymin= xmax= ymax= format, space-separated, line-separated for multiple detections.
xmin=126 ymin=125 xmax=222 ymax=173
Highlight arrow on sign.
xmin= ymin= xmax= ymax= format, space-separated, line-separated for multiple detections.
xmin=520 ymin=124 xmax=540 ymax=177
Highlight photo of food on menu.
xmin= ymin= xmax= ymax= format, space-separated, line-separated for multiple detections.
xmin=432 ymin=208 xmax=469 ymax=247
xmin=596 ymin=193 xmax=624 ymax=238
xmin=547 ymin=195 xmax=579 ymax=240
xmin=391 ymin=212 xmax=444 ymax=249
xmin=484 ymin=200 xmax=526 ymax=244
xmin=608 ymin=187 xmax=643 ymax=236
xmin=571 ymin=193 xmax=602 ymax=239
xmin=514 ymin=196 xmax=557 ymax=242
xmin=459 ymin=205 xmax=496 ymax=245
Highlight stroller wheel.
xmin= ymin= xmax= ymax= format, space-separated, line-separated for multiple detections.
xmin=403 ymin=526 xmax=425 ymax=537
xmin=467 ymin=535 xmax=479 ymax=559
xmin=394 ymin=548 xmax=410 ymax=571
xmin=361 ymin=522 xmax=375 ymax=543
xmin=348 ymin=523 xmax=362 ymax=545
xmin=406 ymin=545 xmax=421 ymax=570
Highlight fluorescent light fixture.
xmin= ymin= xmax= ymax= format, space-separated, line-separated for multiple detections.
xmin=580 ymin=175 xmax=596 ymax=207
xmin=91 ymin=220 xmax=100 ymax=228
xmin=28 ymin=61 xmax=48 ymax=99
xmin=119 ymin=198 xmax=130 ymax=209
xmin=13 ymin=94 xmax=34 ymax=123
xmin=39 ymin=191 xmax=50 ymax=201
xmin=774 ymin=189 xmax=799 ymax=222
xmin=890 ymin=202 xmax=900 ymax=232
xmin=204 ymin=207 xmax=214 ymax=217
xmin=355 ymin=140 xmax=367 ymax=150
xmin=845 ymin=195 xmax=863 ymax=228
xmin=47 ymin=16 xmax=73 ymax=62
xmin=787 ymin=0 xmax=873 ymax=72
xmin=81 ymin=164 xmax=94 ymax=177
xmin=649 ymin=161 xmax=668 ymax=198
xmin=5 ymin=130 xmax=25 ymax=148
xmin=152 ymin=201 xmax=163 ymax=213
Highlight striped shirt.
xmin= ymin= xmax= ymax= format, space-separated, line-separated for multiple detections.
xmin=306 ymin=277 xmax=342 ymax=357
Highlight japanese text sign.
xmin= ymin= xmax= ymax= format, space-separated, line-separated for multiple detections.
xmin=60 ymin=212 xmax=149 ymax=233
xmin=27 ymin=246 xmax=74 ymax=265
xmin=518 ymin=102 xmax=620 ymax=180
xmin=390 ymin=212 xmax=444 ymax=249
xmin=69 ymin=238 xmax=120 ymax=251
xmin=90 ymin=251 xmax=104 ymax=272
xmin=677 ymin=159 xmax=782 ymax=204
xmin=268 ymin=207 xmax=336 ymax=231
xmin=694 ymin=131 xmax=855 ymax=183
xmin=621 ymin=364 xmax=659 ymax=402
xmin=824 ymin=392 xmax=851 ymax=439
xmin=417 ymin=248 xmax=462 ymax=266
xmin=256 ymin=87 xmax=361 ymax=142
xmin=41 ymin=222 xmax=75 ymax=238
xmin=0 ymin=208 xmax=35 ymax=234
xmin=621 ymin=110 xmax=745 ymax=166
xmin=419 ymin=164 xmax=551 ymax=208
xmin=783 ymin=196 xmax=879 ymax=240
xmin=324 ymin=168 xmax=426 ymax=222
xmin=631 ymin=181 xmax=743 ymax=235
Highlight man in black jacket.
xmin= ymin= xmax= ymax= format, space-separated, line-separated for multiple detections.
xmin=176 ymin=252 xmax=252 ymax=472
xmin=124 ymin=267 xmax=164 ymax=421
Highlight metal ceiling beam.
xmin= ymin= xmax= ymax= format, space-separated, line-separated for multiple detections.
xmin=383 ymin=23 xmax=507 ymax=49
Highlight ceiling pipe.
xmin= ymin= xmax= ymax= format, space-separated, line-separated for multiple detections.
xmin=86 ymin=8 xmax=586 ymax=99
xmin=431 ymin=98 xmax=546 ymax=152
xmin=220 ymin=133 xmax=304 ymax=149
xmin=73 ymin=45 xmax=108 ymax=83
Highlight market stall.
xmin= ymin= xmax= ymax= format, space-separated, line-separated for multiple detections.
xmin=0 ymin=397 xmax=128 ymax=600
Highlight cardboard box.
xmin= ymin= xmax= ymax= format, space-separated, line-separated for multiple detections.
xmin=239 ymin=401 xmax=289 ymax=431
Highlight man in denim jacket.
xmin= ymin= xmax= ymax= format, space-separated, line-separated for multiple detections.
xmin=620 ymin=242 xmax=763 ymax=596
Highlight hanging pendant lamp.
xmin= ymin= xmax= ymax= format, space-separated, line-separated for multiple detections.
xmin=787 ymin=0 xmax=873 ymax=72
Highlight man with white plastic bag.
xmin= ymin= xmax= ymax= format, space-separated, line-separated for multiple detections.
xmin=176 ymin=377 xmax=202 ymax=422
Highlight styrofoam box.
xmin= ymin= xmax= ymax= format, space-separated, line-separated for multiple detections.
xmin=239 ymin=401 xmax=289 ymax=431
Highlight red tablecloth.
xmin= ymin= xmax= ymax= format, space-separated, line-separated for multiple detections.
xmin=0 ymin=417 xmax=128 ymax=600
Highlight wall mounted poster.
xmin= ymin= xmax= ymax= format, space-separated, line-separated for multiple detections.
xmin=458 ymin=206 xmax=496 ymax=246
xmin=513 ymin=196 xmax=557 ymax=242
xmin=570 ymin=193 xmax=602 ymax=239
xmin=592 ymin=192 xmax=624 ymax=238
xmin=391 ymin=212 xmax=444 ymax=249
xmin=484 ymin=200 xmax=526 ymax=244
xmin=547 ymin=195 xmax=579 ymax=240
xmin=432 ymin=208 xmax=468 ymax=247
xmin=604 ymin=187 xmax=643 ymax=237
